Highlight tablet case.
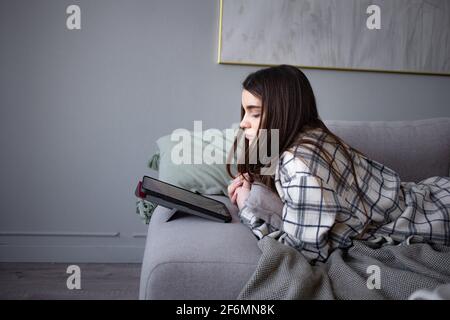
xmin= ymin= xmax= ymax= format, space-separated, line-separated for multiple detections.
xmin=135 ymin=177 xmax=232 ymax=223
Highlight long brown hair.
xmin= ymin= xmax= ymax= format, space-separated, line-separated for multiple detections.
xmin=226 ymin=65 xmax=370 ymax=235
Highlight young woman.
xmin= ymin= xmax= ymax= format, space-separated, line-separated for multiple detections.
xmin=227 ymin=65 xmax=450 ymax=263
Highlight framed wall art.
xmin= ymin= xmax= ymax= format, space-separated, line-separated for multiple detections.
xmin=218 ymin=0 xmax=450 ymax=75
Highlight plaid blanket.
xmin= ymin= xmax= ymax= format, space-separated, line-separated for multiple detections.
xmin=238 ymin=236 xmax=450 ymax=300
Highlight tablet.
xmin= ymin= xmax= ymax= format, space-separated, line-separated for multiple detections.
xmin=137 ymin=176 xmax=232 ymax=223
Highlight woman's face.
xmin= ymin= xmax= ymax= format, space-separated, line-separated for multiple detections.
xmin=240 ymin=89 xmax=262 ymax=144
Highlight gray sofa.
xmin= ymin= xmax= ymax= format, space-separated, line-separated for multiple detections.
xmin=139 ymin=118 xmax=450 ymax=300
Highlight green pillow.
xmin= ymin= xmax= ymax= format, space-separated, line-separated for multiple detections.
xmin=136 ymin=124 xmax=241 ymax=224
xmin=154 ymin=124 xmax=240 ymax=195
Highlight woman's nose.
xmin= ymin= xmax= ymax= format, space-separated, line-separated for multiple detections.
xmin=240 ymin=119 xmax=250 ymax=129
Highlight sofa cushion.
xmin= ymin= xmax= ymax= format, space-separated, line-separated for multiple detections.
xmin=325 ymin=118 xmax=450 ymax=182
xmin=139 ymin=195 xmax=260 ymax=300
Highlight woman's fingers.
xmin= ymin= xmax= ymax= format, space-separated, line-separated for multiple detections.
xmin=228 ymin=179 xmax=243 ymax=198
xmin=228 ymin=174 xmax=253 ymax=204
xmin=229 ymin=177 xmax=245 ymax=205
xmin=228 ymin=179 xmax=243 ymax=193
xmin=242 ymin=179 xmax=251 ymax=190
xmin=231 ymin=189 xmax=238 ymax=204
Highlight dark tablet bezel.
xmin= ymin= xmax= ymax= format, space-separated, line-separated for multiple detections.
xmin=140 ymin=176 xmax=232 ymax=223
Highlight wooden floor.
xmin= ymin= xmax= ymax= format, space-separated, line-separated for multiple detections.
xmin=0 ymin=263 xmax=141 ymax=300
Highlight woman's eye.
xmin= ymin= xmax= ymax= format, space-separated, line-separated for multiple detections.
xmin=252 ymin=114 xmax=261 ymax=118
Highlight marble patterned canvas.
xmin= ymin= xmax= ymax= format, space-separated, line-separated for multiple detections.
xmin=219 ymin=0 xmax=450 ymax=75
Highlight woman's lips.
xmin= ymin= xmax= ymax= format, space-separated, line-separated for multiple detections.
xmin=245 ymin=133 xmax=254 ymax=140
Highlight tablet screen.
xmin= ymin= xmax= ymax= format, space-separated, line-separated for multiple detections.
xmin=142 ymin=176 xmax=230 ymax=217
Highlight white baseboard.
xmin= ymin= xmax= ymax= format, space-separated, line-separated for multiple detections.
xmin=0 ymin=231 xmax=121 ymax=237
xmin=0 ymin=244 xmax=145 ymax=263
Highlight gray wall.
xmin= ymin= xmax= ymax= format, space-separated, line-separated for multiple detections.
xmin=1 ymin=0 xmax=449 ymax=262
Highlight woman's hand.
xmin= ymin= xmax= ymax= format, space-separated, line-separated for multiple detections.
xmin=228 ymin=176 xmax=243 ymax=205
xmin=227 ymin=174 xmax=252 ymax=210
